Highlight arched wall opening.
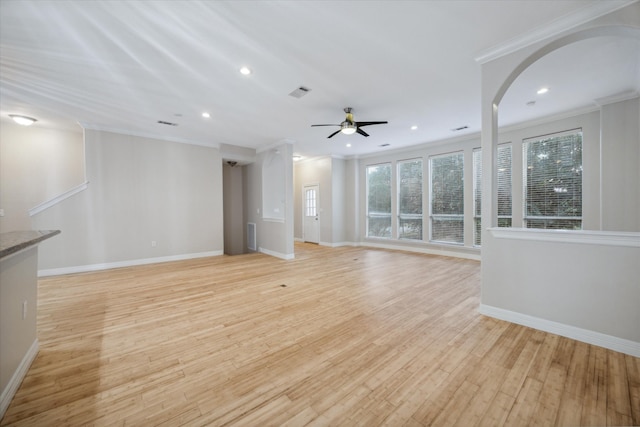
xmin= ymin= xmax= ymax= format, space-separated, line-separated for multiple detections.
xmin=479 ymin=4 xmax=640 ymax=357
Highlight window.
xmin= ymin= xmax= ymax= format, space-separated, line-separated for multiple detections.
xmin=473 ymin=145 xmax=512 ymax=246
xmin=523 ymin=130 xmax=582 ymax=229
xmin=366 ymin=163 xmax=392 ymax=238
xmin=430 ymin=152 xmax=464 ymax=244
xmin=397 ymin=159 xmax=423 ymax=240
xmin=305 ymin=188 xmax=316 ymax=217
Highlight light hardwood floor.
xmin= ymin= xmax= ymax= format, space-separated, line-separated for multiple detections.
xmin=2 ymin=243 xmax=638 ymax=426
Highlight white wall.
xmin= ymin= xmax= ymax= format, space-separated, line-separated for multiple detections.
xmin=32 ymin=130 xmax=224 ymax=272
xmin=0 ymin=247 xmax=38 ymax=406
xmin=244 ymin=143 xmax=294 ymax=259
xmin=601 ymin=96 xmax=640 ymax=231
xmin=0 ymin=122 xmax=85 ymax=232
xmin=293 ymin=157 xmax=332 ymax=244
xmin=331 ymin=158 xmax=347 ymax=245
xmin=223 ymin=163 xmax=245 ymax=255
xmin=479 ymin=4 xmax=640 ymax=356
xmin=343 ymin=158 xmax=360 ymax=243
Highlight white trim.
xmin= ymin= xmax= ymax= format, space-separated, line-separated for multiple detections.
xmin=319 ymin=241 xmax=358 ymax=248
xmin=256 ymin=139 xmax=294 ymax=154
xmin=0 ymin=339 xmax=39 ymax=419
xmin=38 ymin=251 xmax=223 ymax=277
xmin=362 ymin=241 xmax=481 ymax=261
xmin=258 ymin=247 xmax=294 ymax=260
xmin=474 ymin=1 xmax=636 ymax=64
xmin=29 ymin=182 xmax=89 ymax=216
xmin=594 ymin=90 xmax=639 ymax=107
xmin=498 ymin=105 xmax=599 ymax=135
xmin=479 ymin=304 xmax=640 ymax=358
xmin=262 ymin=217 xmax=285 ymax=223
xmin=488 ymin=227 xmax=640 ymax=248
xmin=80 ymin=124 xmax=220 ymax=149
xmin=294 ymin=237 xmax=304 ymax=242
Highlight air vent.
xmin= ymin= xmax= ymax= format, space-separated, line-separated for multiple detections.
xmin=288 ymin=86 xmax=311 ymax=98
xmin=451 ymin=125 xmax=468 ymax=132
xmin=247 ymin=223 xmax=256 ymax=251
xmin=157 ymin=120 xmax=178 ymax=126
xmin=379 ymin=143 xmax=390 ymax=147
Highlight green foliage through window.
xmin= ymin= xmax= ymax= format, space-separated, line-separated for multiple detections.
xmin=430 ymin=153 xmax=464 ymax=244
xmin=398 ymin=159 xmax=423 ymax=240
xmin=524 ymin=130 xmax=582 ymax=230
xmin=366 ymin=164 xmax=392 ymax=238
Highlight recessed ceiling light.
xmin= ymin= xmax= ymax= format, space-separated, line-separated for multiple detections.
xmin=9 ymin=114 xmax=37 ymax=126
xmin=239 ymin=66 xmax=252 ymax=75
xmin=346 ymin=143 xmax=352 ymax=148
xmin=202 ymin=112 xmax=211 ymax=118
xmin=537 ymin=87 xmax=549 ymax=95
xmin=411 ymin=125 xmax=418 ymax=130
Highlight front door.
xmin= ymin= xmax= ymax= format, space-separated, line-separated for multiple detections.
xmin=303 ymin=185 xmax=319 ymax=243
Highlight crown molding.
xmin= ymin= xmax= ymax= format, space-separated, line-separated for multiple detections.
xmin=475 ymin=0 xmax=637 ymax=64
xmin=594 ymin=90 xmax=639 ymax=106
xmin=256 ymin=139 xmax=294 ymax=154
xmin=79 ymin=123 xmax=221 ymax=149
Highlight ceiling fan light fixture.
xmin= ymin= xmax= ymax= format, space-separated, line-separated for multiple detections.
xmin=340 ymin=121 xmax=357 ymax=135
xmin=9 ymin=114 xmax=37 ymax=126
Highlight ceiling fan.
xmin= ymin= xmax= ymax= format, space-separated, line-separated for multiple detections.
xmin=311 ymin=107 xmax=388 ymax=138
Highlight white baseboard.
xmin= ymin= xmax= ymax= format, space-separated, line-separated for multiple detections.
xmin=294 ymin=237 xmax=304 ymax=242
xmin=38 ymin=251 xmax=224 ymax=277
xmin=259 ymin=247 xmax=295 ymax=260
xmin=479 ymin=304 xmax=640 ymax=358
xmin=0 ymin=339 xmax=39 ymax=419
xmin=362 ymin=241 xmax=481 ymax=261
xmin=319 ymin=241 xmax=358 ymax=248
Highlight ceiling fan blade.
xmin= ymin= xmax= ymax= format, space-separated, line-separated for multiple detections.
xmin=356 ymin=121 xmax=388 ymax=127
xmin=327 ymin=130 xmax=342 ymax=139
xmin=356 ymin=128 xmax=370 ymax=137
xmin=311 ymin=124 xmax=340 ymax=127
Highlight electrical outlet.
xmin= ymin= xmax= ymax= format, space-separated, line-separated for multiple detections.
xmin=22 ymin=300 xmax=27 ymax=320
xmin=151 ymin=241 xmax=157 ymax=247
xmin=0 ymin=208 xmax=4 ymax=217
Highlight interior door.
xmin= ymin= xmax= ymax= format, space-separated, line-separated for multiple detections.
xmin=303 ymin=185 xmax=319 ymax=243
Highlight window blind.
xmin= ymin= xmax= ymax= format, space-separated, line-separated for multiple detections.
xmin=398 ymin=159 xmax=423 ymax=240
xmin=523 ymin=130 xmax=582 ymax=230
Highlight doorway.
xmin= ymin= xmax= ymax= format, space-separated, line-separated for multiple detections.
xmin=303 ymin=184 xmax=319 ymax=243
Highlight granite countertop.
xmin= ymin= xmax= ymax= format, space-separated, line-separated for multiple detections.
xmin=0 ymin=230 xmax=61 ymax=260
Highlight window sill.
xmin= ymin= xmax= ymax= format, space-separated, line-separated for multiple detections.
xmin=488 ymin=227 xmax=640 ymax=248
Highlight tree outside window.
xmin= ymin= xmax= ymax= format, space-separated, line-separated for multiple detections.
xmin=430 ymin=153 xmax=464 ymax=244
xmin=398 ymin=159 xmax=423 ymax=240
xmin=524 ymin=130 xmax=582 ymax=230
xmin=366 ymin=163 xmax=392 ymax=238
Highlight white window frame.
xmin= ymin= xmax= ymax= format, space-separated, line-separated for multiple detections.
xmin=522 ymin=129 xmax=583 ymax=230
xmin=429 ymin=151 xmax=464 ymax=245
xmin=397 ymin=158 xmax=423 ymax=241
xmin=366 ymin=163 xmax=393 ymax=239
xmin=473 ymin=144 xmax=512 ymax=247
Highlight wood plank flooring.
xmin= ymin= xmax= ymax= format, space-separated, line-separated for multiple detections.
xmin=2 ymin=243 xmax=638 ymax=426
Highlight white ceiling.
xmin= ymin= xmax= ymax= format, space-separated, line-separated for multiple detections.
xmin=1 ymin=1 xmax=638 ymax=158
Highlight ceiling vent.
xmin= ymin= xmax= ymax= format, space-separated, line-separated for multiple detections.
xmin=157 ymin=120 xmax=178 ymax=126
xmin=451 ymin=125 xmax=468 ymax=132
xmin=379 ymin=143 xmax=390 ymax=147
xmin=288 ymin=86 xmax=311 ymax=99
